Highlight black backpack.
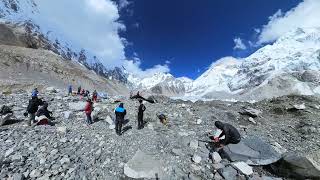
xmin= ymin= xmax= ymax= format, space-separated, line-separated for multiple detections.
xmin=0 ymin=105 xmax=12 ymax=115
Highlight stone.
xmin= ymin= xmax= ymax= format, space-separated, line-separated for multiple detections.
xmin=221 ymin=136 xmax=281 ymax=165
xmin=232 ymin=162 xmax=253 ymax=176
xmin=0 ymin=113 xmax=13 ymax=126
xmin=69 ymin=102 xmax=86 ymax=111
xmin=50 ymin=149 xmax=58 ymax=155
xmin=63 ymin=111 xmax=72 ymax=119
xmin=105 ymin=116 xmax=113 ymax=125
xmin=191 ymin=164 xmax=201 ymax=171
xmin=11 ymin=154 xmax=23 ymax=161
xmin=12 ymin=173 xmax=24 ymax=180
xmin=196 ymin=119 xmax=202 ymax=124
xmin=261 ymin=176 xmax=282 ymax=180
xmin=60 ymin=157 xmax=70 ymax=165
xmin=5 ymin=147 xmax=14 ymax=157
xmin=293 ymin=104 xmax=306 ymax=110
xmin=124 ymin=149 xmax=163 ymax=179
xmin=211 ymin=152 xmax=222 ymax=164
xmin=57 ymin=126 xmax=67 ymax=134
xmin=189 ymin=140 xmax=198 ymax=149
xmin=214 ymin=173 xmax=224 ymax=180
xmin=192 ymin=154 xmax=202 ymax=164
xmin=212 ymin=163 xmax=225 ymax=170
xmin=276 ymin=151 xmax=320 ymax=179
xmin=46 ymin=87 xmax=57 ymax=93
xmin=218 ymin=166 xmax=238 ymax=180
xmin=30 ymin=169 xmax=41 ymax=178
xmin=172 ymin=148 xmax=183 ymax=156
xmin=239 ymin=107 xmax=262 ymax=118
xmin=248 ymin=117 xmax=257 ymax=124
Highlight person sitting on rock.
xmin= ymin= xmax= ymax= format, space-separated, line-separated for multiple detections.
xmin=210 ymin=121 xmax=241 ymax=147
xmin=26 ymin=96 xmax=43 ymax=126
xmin=84 ymin=98 xmax=94 ymax=126
xmin=114 ymin=103 xmax=126 ymax=135
xmin=35 ymin=102 xmax=54 ymax=125
xmin=137 ymin=99 xmax=146 ymax=129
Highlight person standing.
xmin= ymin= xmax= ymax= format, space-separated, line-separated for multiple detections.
xmin=137 ymin=99 xmax=146 ymax=129
xmin=92 ymin=90 xmax=98 ymax=102
xmin=68 ymin=85 xmax=72 ymax=96
xmin=84 ymin=99 xmax=93 ymax=126
xmin=77 ymin=86 xmax=81 ymax=95
xmin=114 ymin=103 xmax=126 ymax=135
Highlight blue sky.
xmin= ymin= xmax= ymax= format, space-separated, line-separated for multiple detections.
xmin=4 ymin=0 xmax=318 ymax=80
xmin=118 ymin=0 xmax=302 ymax=79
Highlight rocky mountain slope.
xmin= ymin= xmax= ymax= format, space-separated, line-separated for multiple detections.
xmin=0 ymin=43 xmax=129 ymax=95
xmin=0 ymin=90 xmax=319 ymax=179
xmin=0 ymin=0 xmax=128 ymax=83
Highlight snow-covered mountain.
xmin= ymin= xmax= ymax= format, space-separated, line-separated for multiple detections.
xmin=185 ymin=27 xmax=320 ymax=100
xmin=127 ymin=72 xmax=191 ymax=96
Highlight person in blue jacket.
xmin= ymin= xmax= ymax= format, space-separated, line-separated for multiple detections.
xmin=114 ymin=103 xmax=126 ymax=136
xmin=68 ymin=85 xmax=72 ymax=96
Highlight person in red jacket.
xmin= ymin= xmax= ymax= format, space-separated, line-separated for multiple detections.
xmin=84 ymin=99 xmax=93 ymax=125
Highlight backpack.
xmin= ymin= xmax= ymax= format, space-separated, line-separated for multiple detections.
xmin=0 ymin=105 xmax=12 ymax=115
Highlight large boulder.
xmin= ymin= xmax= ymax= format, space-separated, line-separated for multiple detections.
xmin=239 ymin=107 xmax=262 ymax=118
xmin=124 ymin=150 xmax=163 ymax=179
xmin=221 ymin=136 xmax=282 ymax=165
xmin=275 ymin=151 xmax=320 ymax=179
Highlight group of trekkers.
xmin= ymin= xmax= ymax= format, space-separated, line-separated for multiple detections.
xmin=68 ymin=85 xmax=98 ymax=102
xmin=24 ymin=88 xmax=241 ymax=147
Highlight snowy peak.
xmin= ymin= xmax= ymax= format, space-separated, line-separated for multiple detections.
xmin=187 ymin=57 xmax=239 ymax=96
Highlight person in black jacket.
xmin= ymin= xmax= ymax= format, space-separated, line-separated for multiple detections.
xmin=26 ymin=96 xmax=43 ymax=126
xmin=210 ymin=121 xmax=241 ymax=147
xmin=137 ymin=99 xmax=146 ymax=129
xmin=114 ymin=103 xmax=126 ymax=135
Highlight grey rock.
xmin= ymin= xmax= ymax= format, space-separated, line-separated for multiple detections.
xmin=211 ymin=152 xmax=222 ymax=164
xmin=222 ymin=136 xmax=281 ymax=165
xmin=12 ymin=173 xmax=24 ymax=180
xmin=218 ymin=166 xmax=238 ymax=180
xmin=192 ymin=154 xmax=202 ymax=164
xmin=276 ymin=151 xmax=320 ymax=179
xmin=172 ymin=148 xmax=184 ymax=156
xmin=29 ymin=169 xmax=41 ymax=178
xmin=124 ymin=149 xmax=163 ymax=179
xmin=232 ymin=161 xmax=253 ymax=176
xmin=189 ymin=140 xmax=198 ymax=149
xmin=239 ymin=107 xmax=262 ymax=118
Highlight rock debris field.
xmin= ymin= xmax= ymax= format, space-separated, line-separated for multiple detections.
xmin=0 ymin=88 xmax=320 ymax=180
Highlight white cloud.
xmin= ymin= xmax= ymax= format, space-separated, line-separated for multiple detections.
xmin=165 ymin=60 xmax=171 ymax=64
xmin=30 ymin=0 xmax=125 ymax=67
xmin=123 ymin=60 xmax=170 ymax=78
xmin=233 ymin=37 xmax=247 ymax=50
xmin=257 ymin=0 xmax=320 ymax=44
xmin=118 ymin=0 xmax=131 ymax=10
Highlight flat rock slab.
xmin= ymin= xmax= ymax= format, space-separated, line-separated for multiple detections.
xmin=218 ymin=166 xmax=238 ymax=180
xmin=222 ymin=136 xmax=281 ymax=165
xmin=124 ymin=150 xmax=163 ymax=179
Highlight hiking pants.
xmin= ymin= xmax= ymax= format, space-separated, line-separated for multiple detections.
xmin=86 ymin=114 xmax=92 ymax=125
xmin=115 ymin=118 xmax=122 ymax=134
xmin=138 ymin=113 xmax=143 ymax=128
xmin=28 ymin=113 xmax=35 ymax=126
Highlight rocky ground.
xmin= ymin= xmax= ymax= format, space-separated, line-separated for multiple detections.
xmin=0 ymin=88 xmax=319 ymax=180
